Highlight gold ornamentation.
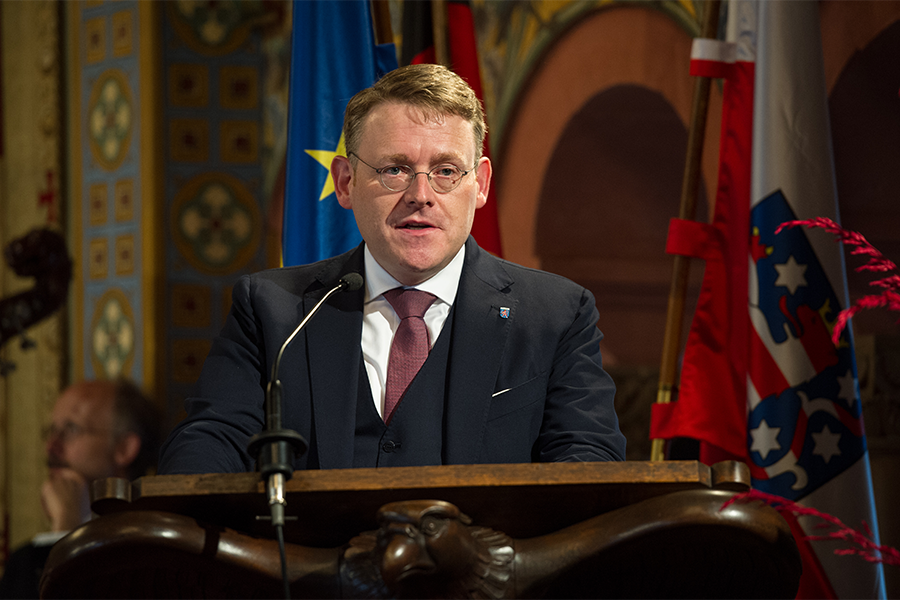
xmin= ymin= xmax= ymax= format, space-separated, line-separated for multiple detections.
xmin=90 ymin=288 xmax=136 ymax=379
xmin=166 ymin=1 xmax=259 ymax=57
xmin=114 ymin=235 xmax=134 ymax=275
xmin=89 ymin=183 xmax=108 ymax=225
xmin=171 ymin=284 xmax=212 ymax=328
xmin=87 ymin=69 xmax=134 ymax=171
xmin=172 ymin=339 xmax=212 ymax=383
xmin=89 ymin=238 xmax=108 ymax=279
xmin=220 ymin=120 xmax=259 ymax=163
xmin=170 ymin=172 xmax=261 ymax=275
xmin=85 ymin=16 xmax=105 ymax=64
xmin=168 ymin=64 xmax=210 ymax=108
xmin=111 ymin=10 xmax=133 ymax=57
xmin=219 ymin=65 xmax=258 ymax=110
xmin=114 ymin=178 xmax=134 ymax=222
xmin=169 ymin=118 xmax=210 ymax=163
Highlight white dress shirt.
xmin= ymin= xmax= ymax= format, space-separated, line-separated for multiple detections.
xmin=362 ymin=244 xmax=465 ymax=417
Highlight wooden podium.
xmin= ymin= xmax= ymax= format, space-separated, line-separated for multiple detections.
xmin=41 ymin=461 xmax=801 ymax=598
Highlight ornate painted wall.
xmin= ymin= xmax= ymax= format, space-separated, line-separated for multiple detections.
xmin=68 ymin=1 xmax=156 ymax=391
xmin=66 ymin=2 xmax=287 ymax=432
xmin=0 ymin=0 xmax=66 ymax=558
xmin=0 ymin=0 xmax=898 ymax=591
xmin=160 ymin=2 xmax=274 ymax=429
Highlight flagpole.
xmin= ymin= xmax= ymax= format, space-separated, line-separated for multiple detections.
xmin=651 ymin=0 xmax=721 ymax=462
xmin=370 ymin=0 xmax=393 ymax=45
xmin=431 ymin=0 xmax=449 ymax=67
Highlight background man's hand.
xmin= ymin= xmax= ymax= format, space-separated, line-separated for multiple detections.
xmin=41 ymin=468 xmax=91 ymax=532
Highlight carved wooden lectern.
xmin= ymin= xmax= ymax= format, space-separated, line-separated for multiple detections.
xmin=41 ymin=461 xmax=800 ymax=598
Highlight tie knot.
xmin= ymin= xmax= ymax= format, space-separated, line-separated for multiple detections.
xmin=383 ymin=288 xmax=436 ymax=319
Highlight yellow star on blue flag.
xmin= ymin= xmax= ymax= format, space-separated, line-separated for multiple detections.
xmin=305 ymin=135 xmax=346 ymax=201
xmin=282 ymin=0 xmax=397 ymax=266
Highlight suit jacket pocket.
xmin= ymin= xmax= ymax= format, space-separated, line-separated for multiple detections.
xmin=487 ymin=374 xmax=547 ymax=421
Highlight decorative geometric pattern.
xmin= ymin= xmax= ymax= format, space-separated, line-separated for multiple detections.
xmin=171 ymin=172 xmax=261 ymax=275
xmin=171 ymin=339 xmax=212 ymax=383
xmin=168 ymin=64 xmax=210 ymax=108
xmin=89 ymin=238 xmax=108 ymax=279
xmin=114 ymin=235 xmax=135 ymax=275
xmin=85 ymin=17 xmax=105 ymax=64
xmin=166 ymin=1 xmax=257 ymax=56
xmin=88 ymin=69 xmax=133 ymax=171
xmin=220 ymin=120 xmax=259 ymax=163
xmin=219 ymin=65 xmax=259 ymax=110
xmin=89 ymin=183 xmax=108 ymax=225
xmin=90 ymin=288 xmax=135 ymax=380
xmin=169 ymin=118 xmax=210 ymax=162
xmin=114 ymin=178 xmax=134 ymax=222
xmin=171 ymin=283 xmax=212 ymax=328
xmin=111 ymin=10 xmax=133 ymax=58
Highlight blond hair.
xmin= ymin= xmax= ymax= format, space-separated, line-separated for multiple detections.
xmin=343 ymin=63 xmax=486 ymax=161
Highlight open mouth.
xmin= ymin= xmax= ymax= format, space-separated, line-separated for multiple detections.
xmin=400 ymin=223 xmax=432 ymax=230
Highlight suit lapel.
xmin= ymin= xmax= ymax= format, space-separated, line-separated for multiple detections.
xmin=304 ymin=246 xmax=366 ymax=469
xmin=444 ymin=238 xmax=514 ymax=464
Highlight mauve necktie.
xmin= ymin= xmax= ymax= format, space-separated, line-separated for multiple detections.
xmin=382 ymin=287 xmax=437 ymax=423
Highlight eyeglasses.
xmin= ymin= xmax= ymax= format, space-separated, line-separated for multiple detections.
xmin=43 ymin=421 xmax=110 ymax=444
xmin=349 ymin=152 xmax=474 ymax=193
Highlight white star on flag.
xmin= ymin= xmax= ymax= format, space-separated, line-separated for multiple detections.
xmin=774 ymin=255 xmax=808 ymax=295
xmin=836 ymin=369 xmax=858 ymax=408
xmin=750 ymin=419 xmax=782 ymax=460
xmin=811 ymin=424 xmax=842 ymax=464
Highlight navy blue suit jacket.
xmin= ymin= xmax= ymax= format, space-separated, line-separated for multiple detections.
xmin=159 ymin=237 xmax=625 ymax=474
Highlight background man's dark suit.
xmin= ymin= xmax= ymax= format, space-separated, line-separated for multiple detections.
xmin=159 ymin=237 xmax=625 ymax=474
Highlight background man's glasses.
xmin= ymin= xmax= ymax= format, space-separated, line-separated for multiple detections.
xmin=349 ymin=152 xmax=474 ymax=193
xmin=43 ymin=422 xmax=110 ymax=444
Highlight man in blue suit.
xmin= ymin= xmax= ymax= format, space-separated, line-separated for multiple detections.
xmin=159 ymin=64 xmax=625 ymax=474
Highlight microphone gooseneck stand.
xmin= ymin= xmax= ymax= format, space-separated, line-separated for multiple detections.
xmin=246 ymin=273 xmax=364 ymax=599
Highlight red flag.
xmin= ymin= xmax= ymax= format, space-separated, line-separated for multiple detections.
xmin=401 ymin=1 xmax=503 ymax=256
xmin=651 ymin=1 xmax=885 ymax=597
xmin=651 ymin=29 xmax=753 ymax=464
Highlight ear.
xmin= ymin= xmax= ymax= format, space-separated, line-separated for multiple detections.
xmin=474 ymin=156 xmax=492 ymax=210
xmin=113 ymin=432 xmax=141 ymax=473
xmin=332 ymin=155 xmax=354 ymax=209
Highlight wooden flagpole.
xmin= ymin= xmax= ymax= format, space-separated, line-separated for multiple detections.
xmin=431 ymin=0 xmax=450 ymax=67
xmin=650 ymin=0 xmax=722 ymax=462
xmin=371 ymin=0 xmax=394 ymax=45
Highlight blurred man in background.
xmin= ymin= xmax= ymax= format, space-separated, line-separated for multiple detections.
xmin=0 ymin=379 xmax=161 ymax=599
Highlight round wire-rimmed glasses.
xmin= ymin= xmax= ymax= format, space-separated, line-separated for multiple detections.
xmin=348 ymin=152 xmax=474 ymax=193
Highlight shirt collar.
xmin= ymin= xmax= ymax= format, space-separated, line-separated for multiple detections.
xmin=364 ymin=243 xmax=465 ymax=306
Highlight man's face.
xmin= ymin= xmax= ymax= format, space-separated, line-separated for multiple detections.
xmin=45 ymin=383 xmax=121 ymax=484
xmin=333 ymin=102 xmax=492 ymax=286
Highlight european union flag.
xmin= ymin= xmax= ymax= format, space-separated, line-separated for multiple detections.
xmin=282 ymin=0 xmax=397 ymax=266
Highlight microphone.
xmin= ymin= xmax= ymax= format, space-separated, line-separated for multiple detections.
xmin=247 ymin=272 xmax=364 ymax=528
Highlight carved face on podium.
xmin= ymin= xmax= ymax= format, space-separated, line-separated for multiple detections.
xmin=375 ymin=499 xmax=514 ymax=598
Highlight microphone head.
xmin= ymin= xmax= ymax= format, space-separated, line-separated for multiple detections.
xmin=340 ymin=272 xmax=364 ymax=292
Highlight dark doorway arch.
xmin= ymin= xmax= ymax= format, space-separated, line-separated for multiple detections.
xmin=536 ymin=84 xmax=707 ymax=368
xmin=830 ymin=18 xmax=900 ymax=337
